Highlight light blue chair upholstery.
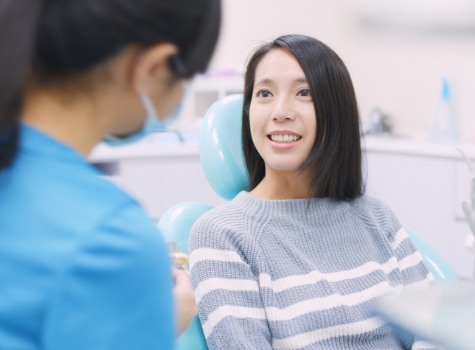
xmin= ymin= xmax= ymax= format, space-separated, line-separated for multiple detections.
xmin=158 ymin=94 xmax=459 ymax=350
xmin=404 ymin=227 xmax=458 ymax=283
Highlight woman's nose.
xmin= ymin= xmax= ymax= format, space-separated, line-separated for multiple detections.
xmin=271 ymin=98 xmax=296 ymax=121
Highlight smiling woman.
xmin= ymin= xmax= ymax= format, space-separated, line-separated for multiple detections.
xmin=188 ymin=34 xmax=444 ymax=350
xmin=248 ymin=48 xmax=317 ymax=197
xmin=242 ymin=35 xmax=362 ymax=201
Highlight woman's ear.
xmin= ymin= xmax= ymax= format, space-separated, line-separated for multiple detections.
xmin=131 ymin=43 xmax=178 ymax=94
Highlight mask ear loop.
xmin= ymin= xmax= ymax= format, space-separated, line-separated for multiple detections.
xmin=139 ymin=92 xmax=159 ymax=120
xmin=140 ymin=55 xmax=186 ymax=118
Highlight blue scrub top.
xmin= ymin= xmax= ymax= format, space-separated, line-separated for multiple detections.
xmin=0 ymin=125 xmax=175 ymax=349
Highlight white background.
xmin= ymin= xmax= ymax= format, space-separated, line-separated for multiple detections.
xmin=207 ymin=0 xmax=475 ymax=142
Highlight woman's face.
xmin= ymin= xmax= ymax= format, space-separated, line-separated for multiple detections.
xmin=249 ymin=48 xmax=317 ymax=177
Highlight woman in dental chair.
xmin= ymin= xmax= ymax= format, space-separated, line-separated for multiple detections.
xmin=188 ymin=34 xmax=442 ymax=349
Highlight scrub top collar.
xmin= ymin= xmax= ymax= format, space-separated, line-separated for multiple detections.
xmin=20 ymin=123 xmax=87 ymax=165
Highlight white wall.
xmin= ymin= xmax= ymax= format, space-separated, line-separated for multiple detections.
xmin=208 ymin=0 xmax=475 ymax=141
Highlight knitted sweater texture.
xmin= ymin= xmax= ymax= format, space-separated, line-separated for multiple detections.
xmin=189 ymin=192 xmax=440 ymax=350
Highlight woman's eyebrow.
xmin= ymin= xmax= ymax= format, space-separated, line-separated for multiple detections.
xmin=254 ymin=78 xmax=274 ymax=86
xmin=294 ymin=77 xmax=308 ymax=84
xmin=254 ymin=77 xmax=308 ymax=86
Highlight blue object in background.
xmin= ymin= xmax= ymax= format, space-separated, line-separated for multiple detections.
xmin=103 ymin=93 xmax=183 ymax=147
xmin=159 ymin=202 xmax=214 ymax=254
xmin=429 ymin=78 xmax=460 ymax=143
xmin=158 ymin=202 xmax=213 ymax=350
xmin=199 ymin=94 xmax=248 ymax=200
xmin=404 ymin=227 xmax=459 ymax=284
xmin=174 ymin=317 xmax=208 ymax=350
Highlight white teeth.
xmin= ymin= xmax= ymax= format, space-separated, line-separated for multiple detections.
xmin=270 ymin=134 xmax=300 ymax=142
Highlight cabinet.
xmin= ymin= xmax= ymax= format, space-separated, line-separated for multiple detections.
xmin=89 ymin=134 xmax=225 ymax=222
xmin=363 ymin=136 xmax=475 ymax=279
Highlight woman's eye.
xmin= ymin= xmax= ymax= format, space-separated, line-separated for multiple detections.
xmin=298 ymin=88 xmax=312 ymax=97
xmin=256 ymin=89 xmax=272 ymax=98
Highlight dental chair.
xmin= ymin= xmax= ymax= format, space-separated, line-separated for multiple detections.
xmin=158 ymin=94 xmax=459 ymax=350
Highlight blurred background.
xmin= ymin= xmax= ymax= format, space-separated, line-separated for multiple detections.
xmin=196 ymin=0 xmax=475 ymax=141
xmin=91 ymin=0 xmax=475 ymax=279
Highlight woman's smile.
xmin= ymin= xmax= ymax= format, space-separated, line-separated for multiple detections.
xmin=267 ymin=130 xmax=302 ymax=150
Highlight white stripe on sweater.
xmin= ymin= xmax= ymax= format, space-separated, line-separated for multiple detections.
xmin=189 ymin=248 xmax=244 ymax=270
xmin=202 ymin=305 xmax=266 ymax=337
xmin=391 ymin=229 xmax=435 ymax=283
xmin=201 ymin=281 xmax=402 ymax=336
xmin=272 ymin=317 xmax=384 ymax=349
xmin=399 ymin=251 xmax=425 ymax=271
xmin=260 ymin=258 xmax=401 ymax=292
xmin=392 ymin=228 xmax=409 ymax=250
xmin=264 ymin=281 xmax=401 ymax=322
xmin=193 ymin=250 xmax=426 ymax=301
xmin=194 ymin=278 xmax=259 ymax=300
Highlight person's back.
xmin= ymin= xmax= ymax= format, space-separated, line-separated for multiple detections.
xmin=0 ymin=124 xmax=175 ymax=349
xmin=0 ymin=0 xmax=221 ymax=348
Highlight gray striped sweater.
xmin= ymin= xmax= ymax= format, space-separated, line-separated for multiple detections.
xmin=189 ymin=191 xmax=440 ymax=349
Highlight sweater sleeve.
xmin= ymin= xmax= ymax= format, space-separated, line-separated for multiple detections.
xmin=359 ymin=198 xmax=443 ymax=350
xmin=391 ymin=227 xmax=435 ymax=289
xmin=188 ymin=212 xmax=273 ymax=350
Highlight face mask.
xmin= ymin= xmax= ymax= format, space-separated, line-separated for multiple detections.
xmin=103 ymin=92 xmax=183 ymax=147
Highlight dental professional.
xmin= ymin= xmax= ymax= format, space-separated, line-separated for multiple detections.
xmin=0 ymin=0 xmax=220 ymax=349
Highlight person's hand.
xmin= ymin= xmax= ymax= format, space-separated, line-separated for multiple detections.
xmin=173 ymin=268 xmax=197 ymax=336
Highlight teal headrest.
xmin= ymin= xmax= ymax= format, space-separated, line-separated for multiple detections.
xmin=199 ymin=94 xmax=249 ymax=200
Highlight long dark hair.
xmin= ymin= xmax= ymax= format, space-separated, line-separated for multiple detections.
xmin=242 ymin=34 xmax=364 ymax=200
xmin=0 ymin=0 xmax=221 ymax=169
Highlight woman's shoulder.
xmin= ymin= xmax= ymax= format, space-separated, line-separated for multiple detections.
xmin=350 ymin=194 xmax=394 ymax=214
xmin=348 ymin=195 xmax=402 ymax=235
xmin=189 ymin=192 xmax=258 ymax=248
xmin=192 ymin=194 xmax=246 ymax=231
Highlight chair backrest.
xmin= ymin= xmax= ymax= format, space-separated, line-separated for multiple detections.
xmin=158 ymin=94 xmax=246 ymax=350
xmin=198 ymin=93 xmax=248 ymax=200
xmin=158 ymin=94 xmax=458 ymax=349
xmin=404 ymin=227 xmax=458 ymax=283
